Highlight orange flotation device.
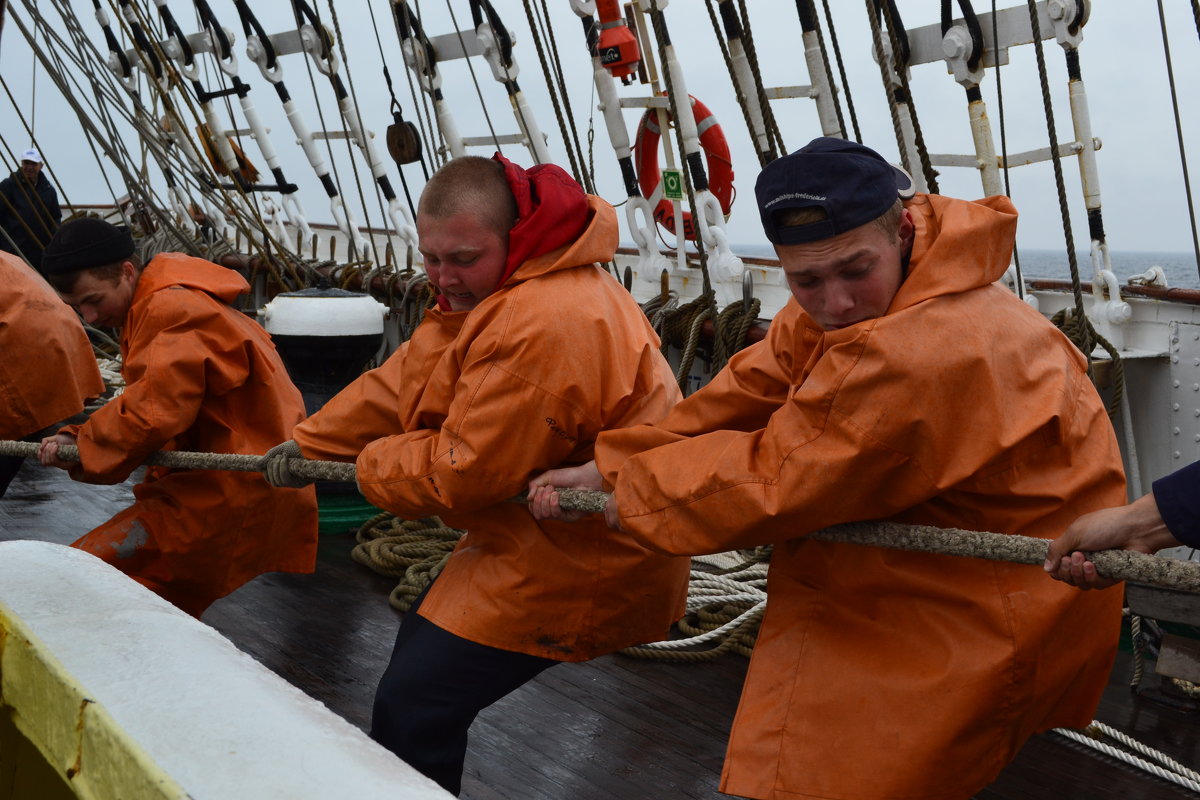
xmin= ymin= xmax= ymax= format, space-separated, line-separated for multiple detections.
xmin=634 ymin=94 xmax=734 ymax=241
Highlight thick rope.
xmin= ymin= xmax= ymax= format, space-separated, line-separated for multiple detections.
xmin=0 ymin=440 xmax=356 ymax=482
xmin=8 ymin=439 xmax=1199 ymax=593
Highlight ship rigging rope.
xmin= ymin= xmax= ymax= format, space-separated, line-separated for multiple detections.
xmin=521 ymin=0 xmax=588 ymax=190
xmin=145 ymin=0 xmax=328 ymax=284
xmin=442 ymin=0 xmax=504 ymax=155
xmin=13 ymin=1 xmax=133 ymax=213
xmin=4 ymin=438 xmax=1200 ymax=594
xmin=806 ymin=0 xmax=848 ymax=142
xmin=392 ymin=2 xmax=446 ymax=173
xmin=1024 ymin=0 xmax=1121 ymax=392
xmin=703 ymin=0 xmax=779 ymax=167
xmin=326 ymin=0 xmax=396 ymax=248
xmin=291 ymin=0 xmax=381 ymax=267
xmin=12 ymin=2 xmax=217 ymax=266
xmin=0 ymin=82 xmax=76 ymax=214
xmin=42 ymin=0 xmax=305 ymax=285
xmin=821 ymin=0 xmax=863 ymax=143
xmin=864 ymin=0 xmax=939 ymax=194
xmin=991 ymin=0 xmax=1024 ymax=298
xmin=646 ymin=8 xmax=711 ymax=294
xmin=1156 ymin=0 xmax=1200 ymax=281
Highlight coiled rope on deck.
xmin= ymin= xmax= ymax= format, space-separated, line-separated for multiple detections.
xmin=5 ymin=439 xmax=1199 ymax=594
xmin=620 ymin=548 xmax=769 ymax=662
xmin=351 ymin=513 xmax=464 ymax=612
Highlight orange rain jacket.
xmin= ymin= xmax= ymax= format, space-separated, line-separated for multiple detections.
xmin=596 ymin=194 xmax=1125 ymax=800
xmin=0 ymin=251 xmax=103 ymax=439
xmin=293 ymin=166 xmax=689 ymax=661
xmin=64 ymin=254 xmax=318 ymax=617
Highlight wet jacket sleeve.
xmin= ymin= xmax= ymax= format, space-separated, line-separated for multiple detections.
xmin=1152 ymin=460 xmax=1200 ymax=548
xmin=73 ymin=289 xmax=248 ymax=483
xmin=612 ymin=314 xmax=1094 ymax=556
xmin=355 ymin=321 xmax=609 ymax=518
xmin=292 ymin=343 xmax=410 ymax=461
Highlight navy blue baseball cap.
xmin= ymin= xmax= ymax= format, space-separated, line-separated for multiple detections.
xmin=756 ymin=137 xmax=916 ymax=246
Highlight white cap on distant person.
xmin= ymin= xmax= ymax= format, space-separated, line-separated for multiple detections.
xmin=20 ymin=148 xmax=42 ymax=164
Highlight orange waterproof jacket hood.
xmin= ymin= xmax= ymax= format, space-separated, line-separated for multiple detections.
xmin=295 ymin=196 xmax=689 ymax=660
xmin=597 ymin=194 xmax=1124 ymax=799
xmin=65 ymin=253 xmax=317 ymax=616
xmin=0 ymin=252 xmax=104 ymax=439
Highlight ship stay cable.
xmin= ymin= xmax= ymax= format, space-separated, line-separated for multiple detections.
xmin=535 ymin=0 xmax=595 ymax=192
xmin=11 ymin=2 xmax=208 ymax=262
xmin=703 ymin=0 xmax=761 ymax=166
xmin=0 ymin=80 xmax=76 ymax=219
xmin=326 ymin=0 xmax=395 ymax=252
xmin=27 ymin=2 xmax=144 ymax=217
xmin=81 ymin=0 xmax=294 ymax=277
xmin=4 ymin=438 xmax=1200 ymax=595
xmin=521 ymin=0 xmax=585 ymax=188
xmin=1023 ymin=0 xmax=1123 ymax=411
xmin=991 ymin=0 xmax=1024 ymax=295
xmin=865 ymin=0 xmax=939 ymax=194
xmin=390 ymin=2 xmax=446 ymax=174
xmin=443 ymin=0 xmax=504 ymax=155
xmin=290 ymin=0 xmax=382 ymax=268
xmin=363 ymin=0 xmax=422 ymax=215
xmin=821 ymin=0 xmax=863 ymax=143
xmin=703 ymin=0 xmax=774 ymax=168
xmin=803 ymin=0 xmax=848 ymax=143
xmin=123 ymin=0 xmax=310 ymax=286
xmin=1155 ymin=0 xmax=1200 ymax=280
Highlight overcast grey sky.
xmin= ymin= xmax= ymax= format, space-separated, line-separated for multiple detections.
xmin=1 ymin=1 xmax=1197 ymax=258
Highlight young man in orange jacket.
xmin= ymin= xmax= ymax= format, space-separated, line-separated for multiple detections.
xmin=38 ymin=218 xmax=318 ymax=617
xmin=531 ymin=138 xmax=1125 ymax=800
xmin=261 ymin=155 xmax=689 ymax=795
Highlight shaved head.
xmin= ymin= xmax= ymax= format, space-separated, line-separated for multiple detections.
xmin=418 ymin=156 xmax=518 ymax=237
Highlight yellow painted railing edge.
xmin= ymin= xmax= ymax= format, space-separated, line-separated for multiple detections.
xmin=0 ymin=600 xmax=190 ymax=800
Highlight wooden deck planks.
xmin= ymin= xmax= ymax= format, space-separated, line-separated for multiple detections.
xmin=2 ymin=461 xmax=1198 ymax=799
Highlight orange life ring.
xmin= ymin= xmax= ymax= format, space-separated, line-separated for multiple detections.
xmin=634 ymin=94 xmax=734 ymax=241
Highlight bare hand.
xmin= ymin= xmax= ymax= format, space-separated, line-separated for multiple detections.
xmin=1044 ymin=493 xmax=1179 ymax=590
xmin=39 ymin=432 xmax=77 ymax=471
xmin=527 ymin=461 xmax=604 ymax=522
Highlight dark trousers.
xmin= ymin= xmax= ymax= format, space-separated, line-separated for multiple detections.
xmin=370 ymin=586 xmax=558 ymax=796
xmin=0 ymin=454 xmax=22 ymax=499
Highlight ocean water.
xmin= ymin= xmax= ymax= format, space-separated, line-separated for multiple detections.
xmin=1014 ymin=249 xmax=1200 ymax=289
xmin=726 ymin=243 xmax=1200 ymax=289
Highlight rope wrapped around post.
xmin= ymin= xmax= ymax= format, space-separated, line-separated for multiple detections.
xmin=5 ymin=438 xmax=1197 ymax=594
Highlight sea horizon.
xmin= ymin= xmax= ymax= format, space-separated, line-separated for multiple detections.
xmin=637 ymin=242 xmax=1200 ymax=289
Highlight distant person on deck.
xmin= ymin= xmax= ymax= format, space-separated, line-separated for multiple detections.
xmin=529 ymin=137 xmax=1126 ymax=800
xmin=1045 ymin=460 xmax=1200 ymax=588
xmin=0 ymin=250 xmax=104 ymax=499
xmin=260 ymin=154 xmax=689 ymax=796
xmin=37 ymin=218 xmax=318 ymax=618
xmin=0 ymin=148 xmax=62 ymax=271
